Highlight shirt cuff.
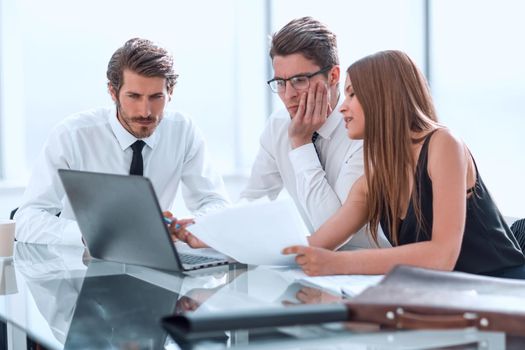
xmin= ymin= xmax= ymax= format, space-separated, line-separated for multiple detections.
xmin=288 ymin=143 xmax=321 ymax=173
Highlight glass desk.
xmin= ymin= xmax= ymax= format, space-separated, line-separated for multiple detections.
xmin=1 ymin=243 xmax=523 ymax=349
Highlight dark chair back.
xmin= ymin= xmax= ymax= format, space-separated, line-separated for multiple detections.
xmin=9 ymin=208 xmax=60 ymax=220
xmin=510 ymin=218 xmax=525 ymax=253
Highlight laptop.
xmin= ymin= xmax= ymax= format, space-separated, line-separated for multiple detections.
xmin=58 ymin=169 xmax=231 ymax=272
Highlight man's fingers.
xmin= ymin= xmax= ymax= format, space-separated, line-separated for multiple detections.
xmin=170 ymin=231 xmax=180 ymax=242
xmin=176 ymin=218 xmax=195 ymax=228
xmin=168 ymin=218 xmax=194 ymax=234
xmin=188 ymin=235 xmax=208 ymax=249
xmin=187 ymin=234 xmax=199 ymax=247
xmin=304 ymin=83 xmax=316 ymax=121
xmin=169 ymin=222 xmax=189 ymax=241
xmin=295 ymin=92 xmax=307 ymax=120
xmin=313 ymin=83 xmax=329 ymax=125
xmin=313 ymin=82 xmax=325 ymax=118
xmin=173 ymin=229 xmax=186 ymax=241
xmin=320 ymin=84 xmax=329 ymax=119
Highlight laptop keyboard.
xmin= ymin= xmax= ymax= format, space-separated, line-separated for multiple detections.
xmin=179 ymin=253 xmax=224 ymax=266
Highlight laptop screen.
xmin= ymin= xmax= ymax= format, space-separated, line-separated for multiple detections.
xmin=59 ymin=169 xmax=183 ymax=271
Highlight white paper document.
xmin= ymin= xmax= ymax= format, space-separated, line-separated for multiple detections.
xmin=189 ymin=200 xmax=309 ymax=266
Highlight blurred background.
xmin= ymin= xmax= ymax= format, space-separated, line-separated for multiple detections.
xmin=1 ymin=0 xmax=524 ymax=218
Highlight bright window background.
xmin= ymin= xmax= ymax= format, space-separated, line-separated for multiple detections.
xmin=0 ymin=0 xmax=269 ymax=181
xmin=1 ymin=0 xmax=523 ymax=218
xmin=431 ymin=0 xmax=525 ymax=217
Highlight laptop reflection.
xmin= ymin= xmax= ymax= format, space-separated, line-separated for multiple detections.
xmin=64 ymin=271 xmax=179 ymax=349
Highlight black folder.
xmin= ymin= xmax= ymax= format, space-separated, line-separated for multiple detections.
xmin=162 ymin=265 xmax=525 ymax=339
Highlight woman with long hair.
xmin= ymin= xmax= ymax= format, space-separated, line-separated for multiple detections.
xmin=284 ymin=50 xmax=525 ymax=279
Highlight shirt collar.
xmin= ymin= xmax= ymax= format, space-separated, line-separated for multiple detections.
xmin=108 ymin=106 xmax=159 ymax=150
xmin=316 ymin=95 xmax=344 ymax=140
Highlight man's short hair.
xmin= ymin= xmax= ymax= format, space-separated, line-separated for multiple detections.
xmin=270 ymin=17 xmax=339 ymax=69
xmin=106 ymin=38 xmax=178 ymax=94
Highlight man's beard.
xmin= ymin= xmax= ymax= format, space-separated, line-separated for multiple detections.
xmin=115 ymin=101 xmax=160 ymax=138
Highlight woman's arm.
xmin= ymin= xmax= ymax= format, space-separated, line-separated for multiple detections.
xmin=285 ymin=239 xmax=460 ymax=276
xmin=423 ymin=128 xmax=470 ymax=269
xmin=307 ymin=175 xmax=369 ymax=250
xmin=285 ymin=129 xmax=470 ymax=275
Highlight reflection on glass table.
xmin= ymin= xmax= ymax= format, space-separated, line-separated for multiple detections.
xmin=0 ymin=258 xmax=18 ymax=296
xmin=2 ymin=244 xmax=524 ymax=350
xmin=13 ymin=243 xmax=88 ymax=345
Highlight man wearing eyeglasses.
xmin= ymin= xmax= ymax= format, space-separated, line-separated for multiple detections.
xmin=241 ymin=17 xmax=390 ymax=250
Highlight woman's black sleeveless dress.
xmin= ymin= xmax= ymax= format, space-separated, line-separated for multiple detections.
xmin=380 ymin=131 xmax=525 ymax=278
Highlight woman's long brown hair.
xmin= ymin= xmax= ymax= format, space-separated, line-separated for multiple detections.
xmin=347 ymin=50 xmax=439 ymax=245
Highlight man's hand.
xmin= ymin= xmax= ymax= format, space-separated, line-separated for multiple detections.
xmin=163 ymin=211 xmax=208 ymax=248
xmin=288 ymin=81 xmax=332 ymax=149
xmin=282 ymin=245 xmax=341 ymax=276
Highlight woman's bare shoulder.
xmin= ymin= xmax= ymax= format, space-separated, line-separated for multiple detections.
xmin=429 ymin=127 xmax=466 ymax=154
xmin=427 ymin=127 xmax=470 ymax=179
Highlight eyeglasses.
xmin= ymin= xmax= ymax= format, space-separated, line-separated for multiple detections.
xmin=267 ymin=66 xmax=332 ymax=93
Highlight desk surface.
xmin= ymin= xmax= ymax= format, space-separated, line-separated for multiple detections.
xmin=1 ymin=243 xmax=523 ymax=349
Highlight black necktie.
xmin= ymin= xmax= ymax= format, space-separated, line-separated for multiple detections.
xmin=311 ymin=132 xmax=322 ymax=166
xmin=129 ymin=140 xmax=146 ymax=176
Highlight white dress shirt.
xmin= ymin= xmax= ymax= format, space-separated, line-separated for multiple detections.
xmin=15 ymin=107 xmax=229 ymax=246
xmin=241 ymin=101 xmax=390 ymax=249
